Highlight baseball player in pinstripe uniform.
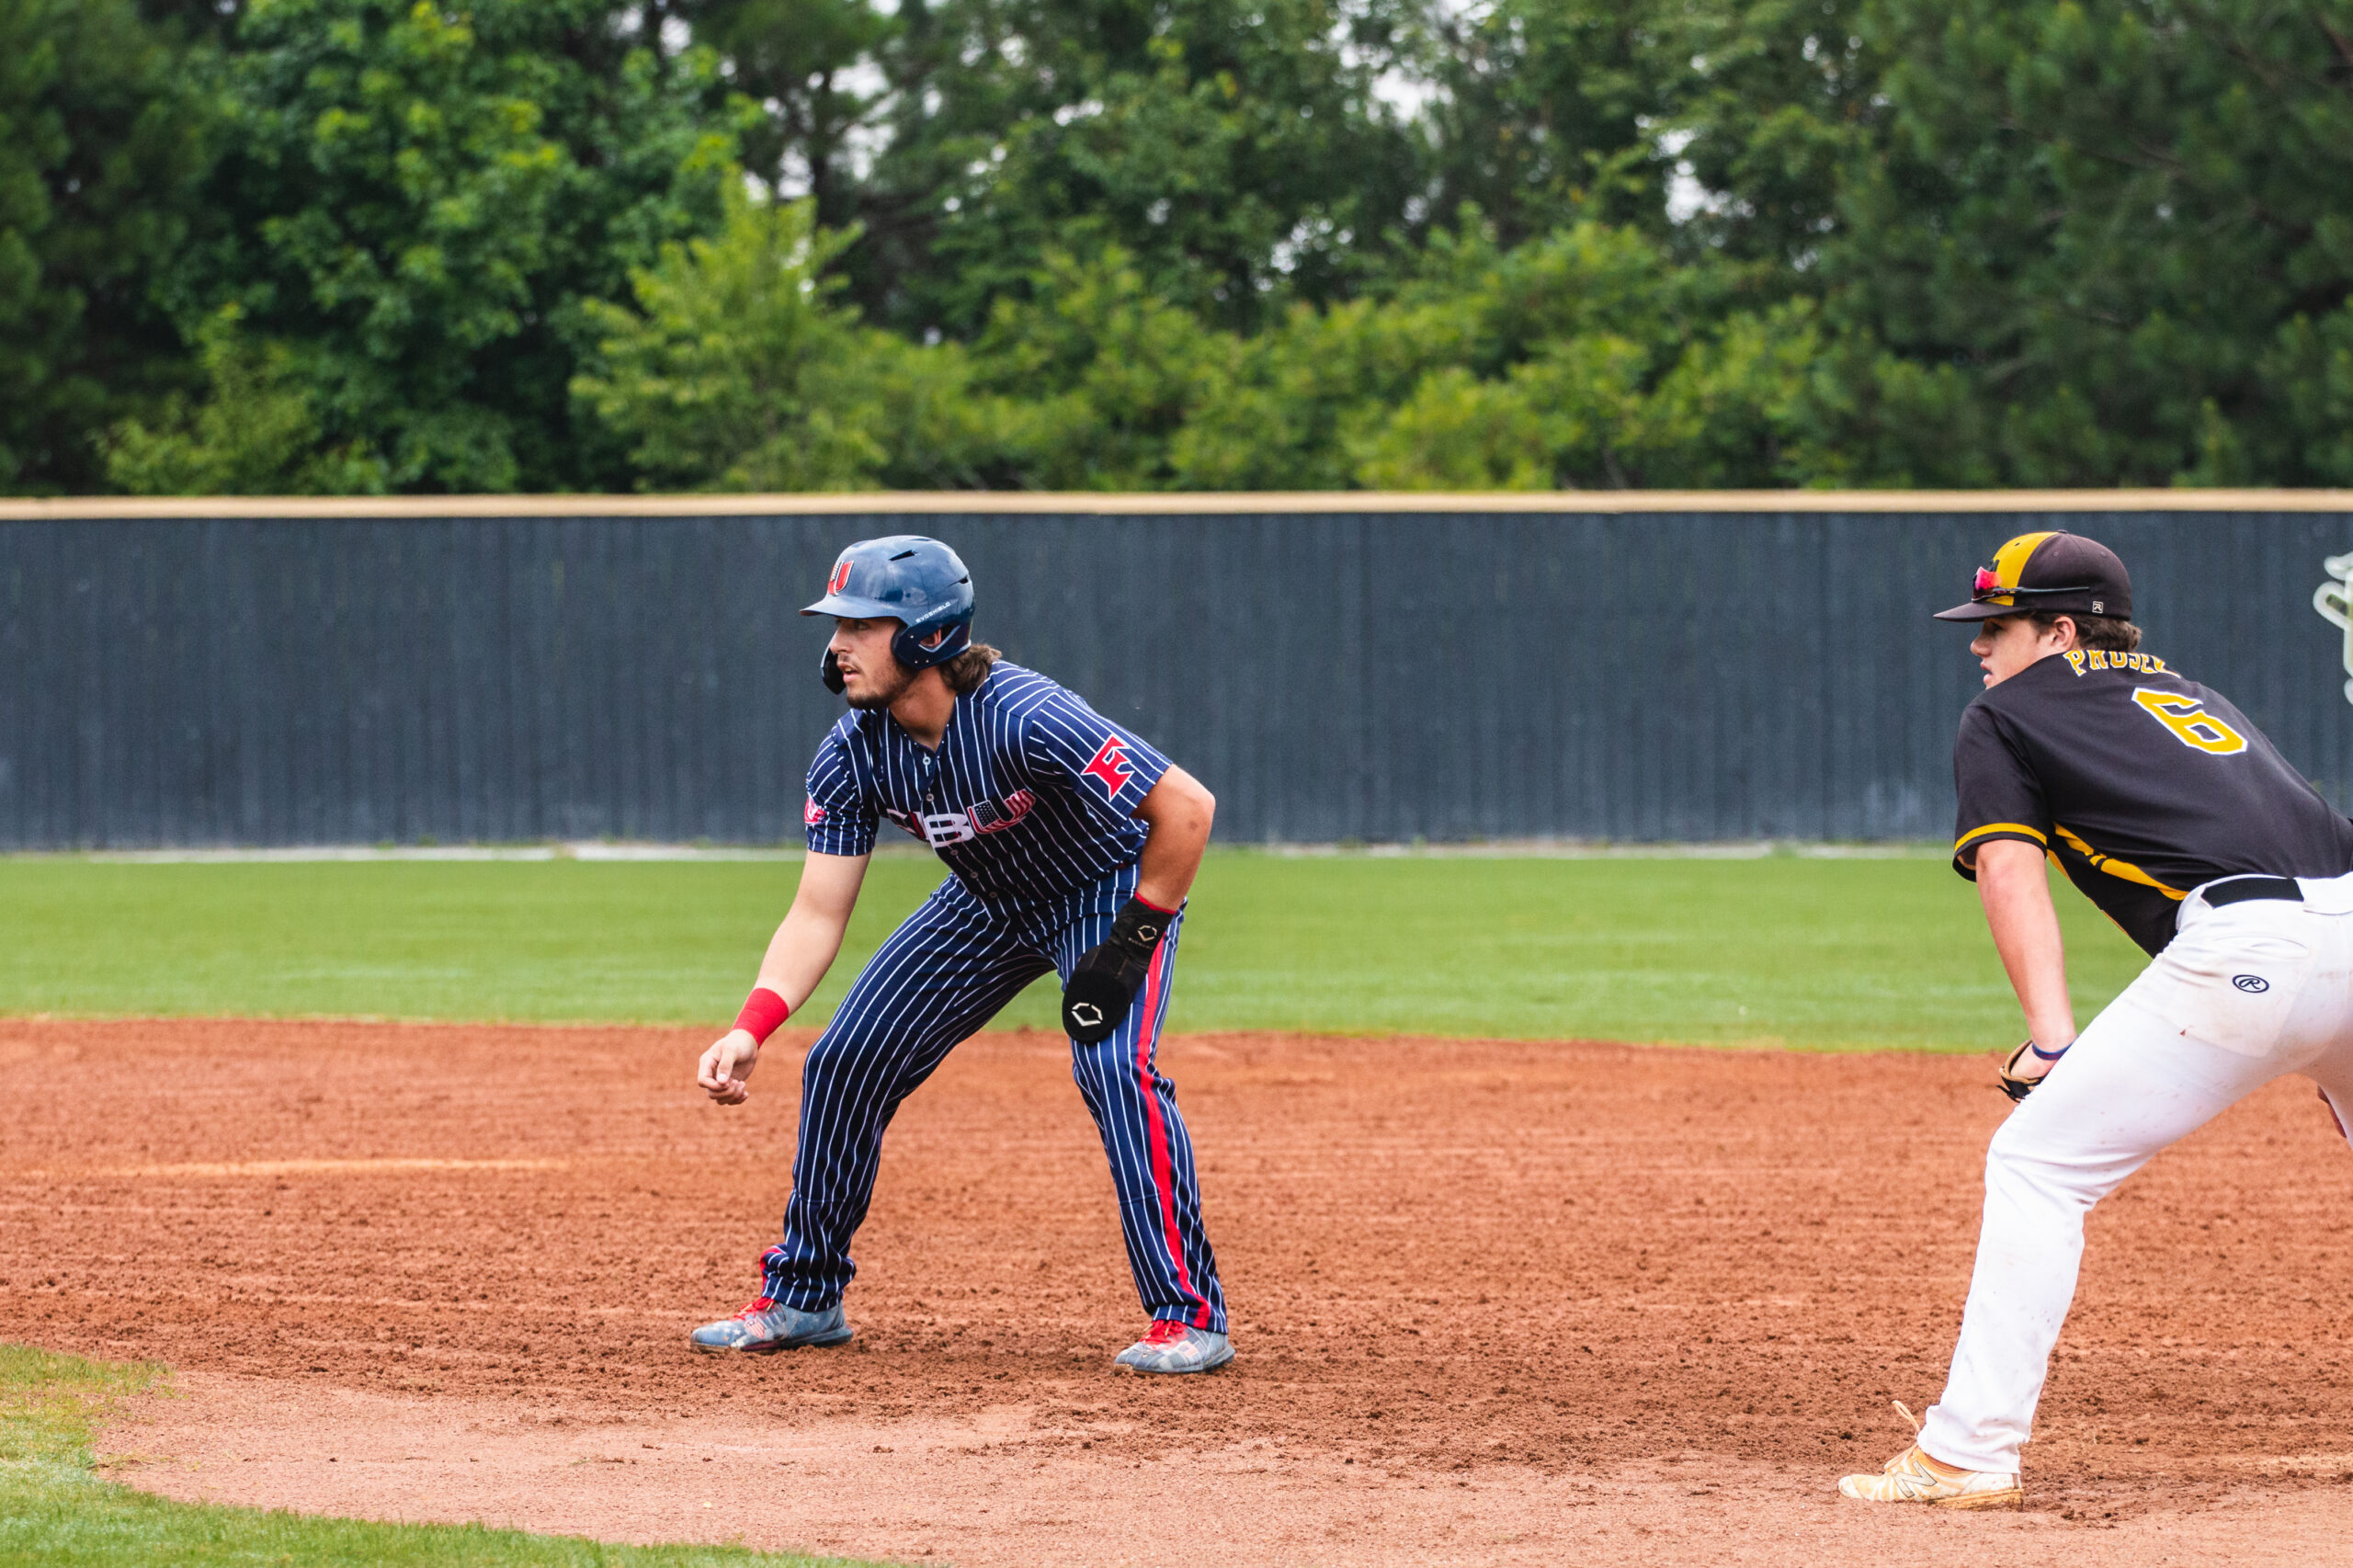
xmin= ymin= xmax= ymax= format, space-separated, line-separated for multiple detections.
xmin=690 ymin=536 xmax=1231 ymax=1374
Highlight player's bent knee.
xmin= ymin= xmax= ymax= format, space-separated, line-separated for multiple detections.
xmin=1984 ymin=1114 xmax=2069 ymax=1192
xmin=801 ymin=1027 xmax=892 ymax=1085
xmin=1984 ymin=1108 xmax=2032 ymax=1161
xmin=1984 ymin=1113 xmax=2132 ymax=1214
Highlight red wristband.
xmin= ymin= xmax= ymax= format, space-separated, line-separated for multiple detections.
xmin=1132 ymin=892 xmax=1178 ymax=915
xmin=733 ymin=987 xmax=790 ymax=1044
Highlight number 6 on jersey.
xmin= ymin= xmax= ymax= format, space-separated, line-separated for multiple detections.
xmin=2131 ymin=687 xmax=2247 ymax=755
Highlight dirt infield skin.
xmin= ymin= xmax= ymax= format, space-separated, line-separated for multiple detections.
xmin=6 ymin=1017 xmax=2353 ymax=1565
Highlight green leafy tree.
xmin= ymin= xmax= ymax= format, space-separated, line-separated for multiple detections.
xmin=0 ymin=0 xmax=215 ymax=493
xmin=28 ymin=0 xmax=2353 ymax=494
xmin=2270 ymin=306 xmax=2353 ymax=483
xmin=161 ymin=0 xmax=738 ymax=493
xmin=1416 ymin=0 xmax=1677 ymax=248
xmin=955 ymin=246 xmax=1241 ymax=487
xmin=1338 ymin=225 xmax=1816 ymax=488
xmin=675 ymin=0 xmax=893 ymax=233
xmin=941 ymin=222 xmax=1816 ymax=490
xmin=1809 ymin=0 xmax=2353 ymax=485
xmin=934 ymin=0 xmax=1428 ymax=332
xmin=698 ymin=0 xmax=1431 ymax=335
xmin=581 ymin=187 xmax=889 ymax=490
xmin=576 ymin=184 xmax=1001 ymax=489
xmin=1663 ymin=0 xmax=1887 ymax=267
xmin=1165 ymin=289 xmax=1481 ymax=488
xmin=105 ymin=305 xmax=387 ymax=493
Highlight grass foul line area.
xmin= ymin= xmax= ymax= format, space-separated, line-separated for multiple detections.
xmin=0 ymin=1344 xmax=885 ymax=1568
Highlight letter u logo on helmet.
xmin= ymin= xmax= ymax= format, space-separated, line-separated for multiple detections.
xmin=799 ymin=535 xmax=976 ymax=671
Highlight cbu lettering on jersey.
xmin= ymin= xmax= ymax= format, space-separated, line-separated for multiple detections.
xmin=881 ymin=790 xmax=1039 ymax=847
xmin=803 ymin=662 xmax=1169 ymax=904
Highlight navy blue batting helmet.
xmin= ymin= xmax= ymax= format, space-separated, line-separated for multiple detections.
xmin=801 ymin=535 xmax=975 ymax=672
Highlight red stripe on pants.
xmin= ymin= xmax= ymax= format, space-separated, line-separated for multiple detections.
xmin=1132 ymin=938 xmax=1210 ymax=1328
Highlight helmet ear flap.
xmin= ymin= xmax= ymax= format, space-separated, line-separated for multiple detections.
xmin=890 ymin=613 xmax=972 ymax=672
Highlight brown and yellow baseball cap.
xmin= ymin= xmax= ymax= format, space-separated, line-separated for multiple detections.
xmin=1934 ymin=530 xmax=2133 ymax=622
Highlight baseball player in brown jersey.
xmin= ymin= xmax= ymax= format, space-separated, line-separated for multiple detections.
xmin=1840 ymin=530 xmax=2353 ymax=1508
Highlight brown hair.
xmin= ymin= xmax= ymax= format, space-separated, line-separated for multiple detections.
xmin=2029 ymin=609 xmax=2141 ymax=653
xmin=942 ymin=642 xmax=1001 ymax=694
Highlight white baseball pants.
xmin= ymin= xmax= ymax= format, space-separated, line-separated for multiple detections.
xmin=1920 ymin=872 xmax=2353 ymax=1476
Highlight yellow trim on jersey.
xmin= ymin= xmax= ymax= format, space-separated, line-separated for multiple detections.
xmin=1981 ymin=530 xmax=2059 ymax=607
xmin=2051 ymin=823 xmax=2188 ymax=902
xmin=1955 ymin=822 xmax=2049 ymax=853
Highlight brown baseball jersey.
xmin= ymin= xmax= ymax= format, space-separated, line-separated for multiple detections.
xmin=1952 ymin=646 xmax=2353 ymax=955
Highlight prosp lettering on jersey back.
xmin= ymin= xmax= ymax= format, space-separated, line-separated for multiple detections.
xmin=2063 ymin=649 xmax=2167 ymax=676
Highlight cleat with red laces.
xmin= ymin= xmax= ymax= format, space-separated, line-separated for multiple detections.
xmin=688 ymin=1297 xmax=852 ymax=1353
xmin=1112 ymin=1319 xmax=1232 ymax=1374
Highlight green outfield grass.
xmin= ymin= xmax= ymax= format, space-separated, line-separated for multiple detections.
xmin=0 ymin=849 xmax=2145 ymax=1050
xmin=0 ymin=1344 xmax=877 ymax=1568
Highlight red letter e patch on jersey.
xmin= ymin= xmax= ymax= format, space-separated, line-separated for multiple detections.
xmin=1081 ymin=736 xmax=1135 ymax=799
xmin=804 ymin=797 xmax=827 ymax=825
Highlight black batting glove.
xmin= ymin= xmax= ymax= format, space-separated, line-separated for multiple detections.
xmin=1061 ymin=897 xmax=1175 ymax=1044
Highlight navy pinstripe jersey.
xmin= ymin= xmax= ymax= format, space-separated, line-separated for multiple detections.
xmin=802 ymin=662 xmax=1173 ymax=904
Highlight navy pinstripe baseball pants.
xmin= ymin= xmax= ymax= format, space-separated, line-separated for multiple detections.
xmin=758 ymin=867 xmax=1225 ymax=1333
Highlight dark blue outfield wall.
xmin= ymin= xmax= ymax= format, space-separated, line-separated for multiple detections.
xmin=6 ymin=498 xmax=2353 ymax=848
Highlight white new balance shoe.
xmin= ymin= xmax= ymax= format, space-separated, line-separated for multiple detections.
xmin=1837 ymin=1403 xmax=2022 ymax=1509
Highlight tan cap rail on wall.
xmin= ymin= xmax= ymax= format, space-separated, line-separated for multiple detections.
xmin=5 ymin=489 xmax=2353 ymax=520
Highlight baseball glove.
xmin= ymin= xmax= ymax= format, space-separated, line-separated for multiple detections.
xmin=1061 ymin=897 xmax=1173 ymax=1045
xmin=1997 ymin=1039 xmax=2068 ymax=1103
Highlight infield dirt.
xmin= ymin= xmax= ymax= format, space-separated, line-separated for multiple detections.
xmin=6 ymin=1017 xmax=2353 ymax=1565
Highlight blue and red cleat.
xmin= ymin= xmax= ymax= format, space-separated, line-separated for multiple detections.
xmin=1113 ymin=1319 xmax=1233 ymax=1374
xmin=688 ymin=1298 xmax=854 ymax=1353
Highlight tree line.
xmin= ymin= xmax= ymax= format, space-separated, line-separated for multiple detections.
xmin=6 ymin=0 xmax=2350 ymax=494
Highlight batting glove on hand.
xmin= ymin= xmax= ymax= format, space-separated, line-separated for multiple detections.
xmin=1997 ymin=1038 xmax=2069 ymax=1103
xmin=1062 ymin=897 xmax=1174 ymax=1045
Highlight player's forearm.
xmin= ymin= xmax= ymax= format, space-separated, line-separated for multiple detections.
xmin=1976 ymin=839 xmax=2077 ymax=1047
xmin=752 ymin=908 xmax=852 ymax=1013
xmin=1131 ymin=766 xmax=1214 ymax=910
xmin=749 ymin=852 xmax=869 ymax=1014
